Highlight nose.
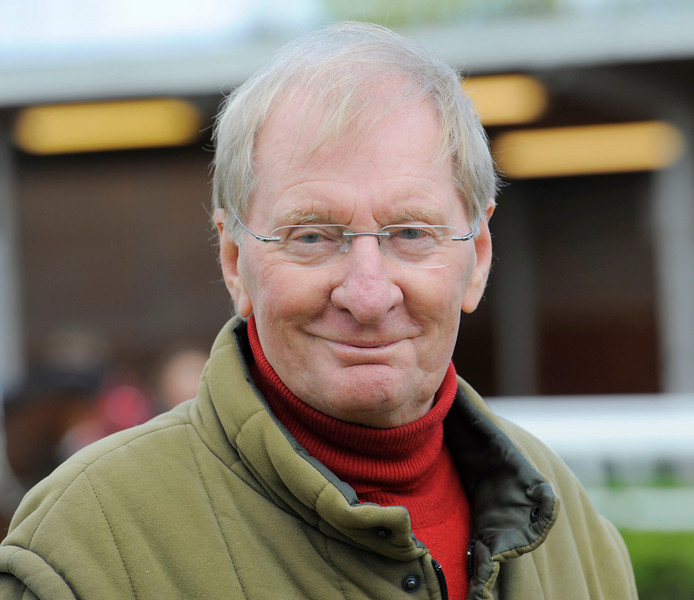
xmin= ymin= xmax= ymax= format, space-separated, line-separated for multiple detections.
xmin=330 ymin=236 xmax=404 ymax=324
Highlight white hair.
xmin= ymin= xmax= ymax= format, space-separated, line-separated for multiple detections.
xmin=212 ymin=21 xmax=497 ymax=242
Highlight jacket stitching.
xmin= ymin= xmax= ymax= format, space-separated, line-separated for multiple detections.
xmin=4 ymin=549 xmax=28 ymax=600
xmin=321 ymin=534 xmax=351 ymax=600
xmin=25 ymin=421 xmax=191 ymax=536
xmin=5 ymin=546 xmax=78 ymax=600
xmin=315 ymin=484 xmax=351 ymax=600
xmin=83 ymin=472 xmax=138 ymax=600
xmin=78 ymin=421 xmax=189 ymax=471
xmin=184 ymin=425 xmax=250 ymax=599
xmin=23 ymin=424 xmax=190 ymax=564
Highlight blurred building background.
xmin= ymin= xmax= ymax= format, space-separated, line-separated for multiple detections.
xmin=1 ymin=1 xmax=694 ymax=596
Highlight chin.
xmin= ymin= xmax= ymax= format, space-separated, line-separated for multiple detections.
xmin=321 ymin=387 xmax=431 ymax=428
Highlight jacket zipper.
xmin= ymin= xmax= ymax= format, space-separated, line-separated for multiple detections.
xmin=432 ymin=559 xmax=449 ymax=600
xmin=467 ymin=539 xmax=477 ymax=579
xmin=431 ymin=539 xmax=475 ymax=599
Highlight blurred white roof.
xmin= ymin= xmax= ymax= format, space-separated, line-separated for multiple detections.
xmin=2 ymin=3 xmax=694 ymax=107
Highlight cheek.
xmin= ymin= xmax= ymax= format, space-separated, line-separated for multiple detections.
xmin=400 ymin=278 xmax=461 ymax=358
xmin=239 ymin=251 xmax=283 ymax=307
xmin=241 ymin=256 xmax=331 ymax=324
xmin=409 ymin=266 xmax=467 ymax=316
xmin=405 ymin=265 xmax=468 ymax=349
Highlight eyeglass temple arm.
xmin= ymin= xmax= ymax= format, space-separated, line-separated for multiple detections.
xmin=451 ymin=215 xmax=481 ymax=241
xmin=233 ymin=213 xmax=282 ymax=242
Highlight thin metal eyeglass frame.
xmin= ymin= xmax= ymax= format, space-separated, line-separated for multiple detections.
xmin=232 ymin=212 xmax=480 ymax=244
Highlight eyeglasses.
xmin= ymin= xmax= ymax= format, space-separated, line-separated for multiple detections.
xmin=233 ymin=213 xmax=479 ymax=269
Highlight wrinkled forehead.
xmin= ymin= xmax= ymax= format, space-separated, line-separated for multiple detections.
xmin=246 ymin=87 xmax=462 ymax=232
xmin=257 ymin=75 xmax=448 ymax=169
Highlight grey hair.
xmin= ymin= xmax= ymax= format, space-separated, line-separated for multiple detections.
xmin=212 ymin=21 xmax=497 ymax=243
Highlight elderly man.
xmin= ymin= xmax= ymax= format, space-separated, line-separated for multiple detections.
xmin=0 ymin=22 xmax=636 ymax=600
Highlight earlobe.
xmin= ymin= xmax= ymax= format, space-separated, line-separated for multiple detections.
xmin=461 ymin=201 xmax=495 ymax=314
xmin=215 ymin=209 xmax=253 ymax=318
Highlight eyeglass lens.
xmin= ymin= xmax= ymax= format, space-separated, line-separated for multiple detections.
xmin=270 ymin=224 xmax=468 ymax=269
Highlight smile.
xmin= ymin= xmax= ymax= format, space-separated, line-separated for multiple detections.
xmin=325 ymin=338 xmax=400 ymax=349
xmin=320 ymin=337 xmax=406 ymax=362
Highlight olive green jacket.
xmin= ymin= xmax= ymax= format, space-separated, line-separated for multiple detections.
xmin=0 ymin=318 xmax=637 ymax=599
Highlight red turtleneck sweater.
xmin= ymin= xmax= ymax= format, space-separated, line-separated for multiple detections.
xmin=247 ymin=317 xmax=470 ymax=599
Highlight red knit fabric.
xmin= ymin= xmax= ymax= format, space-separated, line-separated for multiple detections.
xmin=247 ymin=317 xmax=470 ymax=599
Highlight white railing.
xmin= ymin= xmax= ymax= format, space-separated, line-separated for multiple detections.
xmin=488 ymin=394 xmax=694 ymax=530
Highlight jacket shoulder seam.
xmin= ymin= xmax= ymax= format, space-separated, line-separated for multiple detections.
xmin=184 ymin=425 xmax=248 ymax=598
xmin=20 ymin=422 xmax=191 ymax=551
xmin=42 ymin=420 xmax=191 ymax=488
xmin=82 ymin=471 xmax=138 ymax=600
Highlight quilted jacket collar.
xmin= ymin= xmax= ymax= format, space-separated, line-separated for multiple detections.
xmin=201 ymin=317 xmax=557 ymax=580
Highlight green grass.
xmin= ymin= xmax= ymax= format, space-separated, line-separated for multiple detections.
xmin=621 ymin=530 xmax=694 ymax=600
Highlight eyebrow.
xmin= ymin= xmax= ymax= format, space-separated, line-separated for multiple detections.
xmin=276 ymin=204 xmax=449 ymax=227
xmin=386 ymin=206 xmax=447 ymax=225
xmin=277 ymin=207 xmax=342 ymax=225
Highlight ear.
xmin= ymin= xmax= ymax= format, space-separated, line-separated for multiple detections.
xmin=461 ymin=201 xmax=495 ymax=314
xmin=214 ymin=209 xmax=253 ymax=318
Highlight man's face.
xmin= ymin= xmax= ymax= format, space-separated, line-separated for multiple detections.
xmin=217 ymin=95 xmax=493 ymax=428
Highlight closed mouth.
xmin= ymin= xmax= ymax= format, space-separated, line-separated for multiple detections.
xmin=329 ymin=339 xmax=399 ymax=349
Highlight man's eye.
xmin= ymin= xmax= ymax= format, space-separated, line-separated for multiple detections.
xmin=296 ymin=231 xmax=325 ymax=244
xmin=394 ymin=227 xmax=431 ymax=240
xmin=286 ymin=227 xmax=339 ymax=244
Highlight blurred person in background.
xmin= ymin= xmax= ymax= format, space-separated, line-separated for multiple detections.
xmin=0 ymin=326 xmax=108 ymax=532
xmin=0 ymin=366 xmax=98 ymax=532
xmin=0 ymin=327 xmax=155 ymax=533
xmin=151 ymin=344 xmax=209 ymax=413
xmin=0 ymin=22 xmax=637 ymax=599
